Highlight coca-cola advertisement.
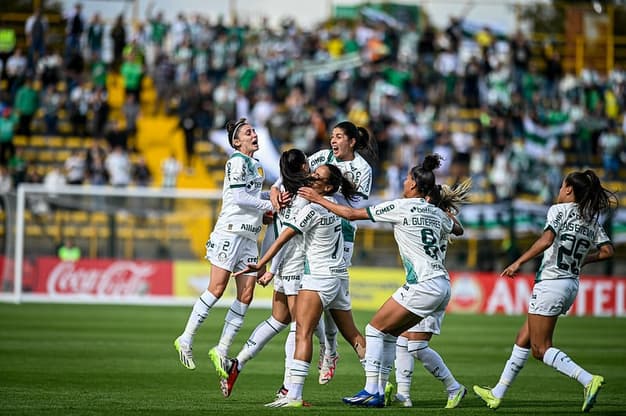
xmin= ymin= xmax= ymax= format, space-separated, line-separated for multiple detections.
xmin=35 ymin=257 xmax=173 ymax=297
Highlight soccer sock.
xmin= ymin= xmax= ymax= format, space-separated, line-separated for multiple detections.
xmin=409 ymin=340 xmax=460 ymax=392
xmin=492 ymin=344 xmax=530 ymax=399
xmin=237 ymin=316 xmax=287 ymax=371
xmin=543 ymin=347 xmax=593 ymax=387
xmin=395 ymin=336 xmax=414 ymax=397
xmin=288 ymin=359 xmax=310 ymax=401
xmin=284 ymin=322 xmax=296 ymax=389
xmin=364 ymin=324 xmax=384 ymax=394
xmin=313 ymin=317 xmax=326 ymax=362
xmin=323 ymin=311 xmax=338 ymax=358
xmin=379 ymin=333 xmax=398 ymax=394
xmin=181 ymin=290 xmax=217 ymax=345
xmin=216 ymin=299 xmax=249 ymax=356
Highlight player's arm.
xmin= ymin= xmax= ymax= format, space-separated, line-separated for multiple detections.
xmin=501 ymin=229 xmax=555 ymax=278
xmin=298 ymin=187 xmax=369 ymax=221
xmin=234 ymin=227 xmax=297 ymax=276
xmin=582 ymin=242 xmax=614 ymax=266
xmin=447 ymin=211 xmax=464 ymax=236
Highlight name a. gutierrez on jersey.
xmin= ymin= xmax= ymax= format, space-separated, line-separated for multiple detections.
xmin=403 ymin=217 xmax=441 ymax=227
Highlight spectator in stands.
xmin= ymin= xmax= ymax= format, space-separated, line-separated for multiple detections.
xmin=64 ymin=2 xmax=85 ymax=59
xmin=90 ymin=86 xmax=109 ymax=139
xmin=58 ymin=238 xmax=81 ymax=261
xmin=0 ymin=107 xmax=17 ymax=166
xmin=105 ymin=145 xmax=131 ymax=187
xmin=5 ymin=48 xmax=27 ymax=98
xmin=598 ymin=121 xmax=624 ymax=180
xmin=85 ymin=153 xmax=108 ymax=185
xmin=41 ymin=83 xmax=63 ymax=136
xmin=64 ymin=149 xmax=86 ymax=185
xmin=25 ymin=8 xmax=48 ymax=69
xmin=69 ymin=80 xmax=91 ymax=137
xmin=87 ymin=13 xmax=104 ymax=59
xmin=15 ymin=77 xmax=39 ymax=138
xmin=37 ymin=47 xmax=62 ymax=88
xmin=146 ymin=2 xmax=170 ymax=68
xmin=0 ymin=165 xmax=13 ymax=194
xmin=122 ymin=94 xmax=140 ymax=150
xmin=152 ymin=53 xmax=175 ymax=115
xmin=8 ymin=146 xmax=27 ymax=187
xmin=105 ymin=119 xmax=128 ymax=150
xmin=110 ymin=14 xmax=127 ymax=70
xmin=132 ymin=155 xmax=152 ymax=186
xmin=161 ymin=152 xmax=181 ymax=188
xmin=120 ymin=52 xmax=143 ymax=102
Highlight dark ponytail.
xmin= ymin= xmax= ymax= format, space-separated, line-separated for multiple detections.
xmin=280 ymin=148 xmax=311 ymax=195
xmin=410 ymin=154 xmax=442 ymax=197
xmin=324 ymin=164 xmax=358 ymax=204
xmin=565 ymin=170 xmax=618 ymax=223
xmin=334 ymin=121 xmax=378 ymax=166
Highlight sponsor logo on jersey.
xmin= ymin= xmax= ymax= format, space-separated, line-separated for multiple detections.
xmin=375 ymin=204 xmax=395 ymax=215
xmin=241 ymin=223 xmax=262 ymax=233
xmin=299 ymin=210 xmax=316 ymax=227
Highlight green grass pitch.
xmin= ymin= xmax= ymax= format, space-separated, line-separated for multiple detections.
xmin=1 ymin=303 xmax=625 ymax=415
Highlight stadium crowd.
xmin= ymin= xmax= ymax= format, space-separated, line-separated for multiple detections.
xmin=0 ymin=3 xmax=624 ymax=201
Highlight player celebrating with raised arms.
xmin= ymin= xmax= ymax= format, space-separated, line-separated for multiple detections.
xmin=238 ymin=163 xmax=367 ymax=408
xmin=298 ymin=154 xmax=464 ymax=407
xmin=473 ymin=170 xmax=616 ymax=413
xmin=174 ymin=118 xmax=274 ymax=375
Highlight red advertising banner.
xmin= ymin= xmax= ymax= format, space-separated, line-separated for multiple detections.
xmin=34 ymin=257 xmax=173 ymax=297
xmin=449 ymin=272 xmax=626 ymax=317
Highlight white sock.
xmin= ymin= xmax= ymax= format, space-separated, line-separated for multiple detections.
xmin=181 ymin=290 xmax=217 ymax=345
xmin=313 ymin=317 xmax=326 ymax=360
xmin=409 ymin=340 xmax=460 ymax=392
xmin=283 ymin=322 xmax=296 ymax=389
xmin=288 ymin=359 xmax=310 ymax=400
xmin=543 ymin=347 xmax=593 ymax=387
xmin=216 ymin=299 xmax=249 ymax=356
xmin=364 ymin=324 xmax=384 ymax=394
xmin=323 ymin=311 xmax=338 ymax=357
xmin=378 ymin=333 xmax=397 ymax=394
xmin=236 ymin=316 xmax=287 ymax=370
xmin=492 ymin=344 xmax=530 ymax=399
xmin=395 ymin=336 xmax=413 ymax=397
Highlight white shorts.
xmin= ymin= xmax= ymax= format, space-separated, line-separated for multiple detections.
xmin=392 ymin=277 xmax=451 ymax=319
xmin=405 ymin=311 xmax=445 ymax=335
xmin=301 ymin=275 xmax=351 ymax=311
xmin=274 ymin=274 xmax=302 ymax=296
xmin=528 ymin=279 xmax=579 ymax=316
xmin=205 ymin=231 xmax=258 ymax=275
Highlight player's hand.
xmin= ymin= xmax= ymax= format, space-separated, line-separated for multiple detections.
xmin=501 ymin=262 xmax=520 ymax=278
xmin=234 ymin=263 xmax=261 ymax=277
xmin=298 ymin=187 xmax=321 ymax=203
xmin=270 ymin=186 xmax=281 ymax=211
xmin=278 ymin=191 xmax=292 ymax=208
xmin=257 ymin=271 xmax=274 ymax=287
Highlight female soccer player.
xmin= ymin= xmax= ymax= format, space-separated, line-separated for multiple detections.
xmin=299 ymin=154 xmax=464 ymax=407
xmin=173 ymin=118 xmax=274 ymax=375
xmin=274 ymin=121 xmax=377 ymax=384
xmin=391 ymin=179 xmax=472 ymax=409
xmin=239 ymin=163 xmax=367 ymax=407
xmin=473 ymin=170 xmax=616 ymax=413
xmin=217 ymin=149 xmax=315 ymax=398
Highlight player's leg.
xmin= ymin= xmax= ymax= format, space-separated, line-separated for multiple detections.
xmin=394 ymin=334 xmax=414 ymax=407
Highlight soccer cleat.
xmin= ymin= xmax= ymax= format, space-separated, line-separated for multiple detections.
xmin=264 ymin=397 xmax=303 ymax=408
xmin=208 ymin=347 xmax=230 ymax=379
xmin=318 ymin=353 xmax=339 ymax=384
xmin=384 ymin=382 xmax=395 ymax=407
xmin=445 ymin=385 xmax=467 ymax=409
xmin=394 ymin=393 xmax=413 ymax=408
xmin=582 ymin=375 xmax=604 ymax=412
xmin=275 ymin=384 xmax=289 ymax=399
xmin=342 ymin=389 xmax=385 ymax=408
xmin=220 ymin=358 xmax=240 ymax=398
xmin=473 ymin=385 xmax=501 ymax=410
xmin=173 ymin=337 xmax=196 ymax=370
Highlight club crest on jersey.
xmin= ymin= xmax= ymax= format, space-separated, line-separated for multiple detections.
xmin=257 ymin=167 xmax=264 ymax=176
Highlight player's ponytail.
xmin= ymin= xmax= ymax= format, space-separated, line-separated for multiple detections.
xmin=410 ymin=154 xmax=442 ymax=197
xmin=566 ymin=170 xmax=618 ymax=223
xmin=324 ymin=164 xmax=358 ymax=204
xmin=280 ymin=148 xmax=311 ymax=195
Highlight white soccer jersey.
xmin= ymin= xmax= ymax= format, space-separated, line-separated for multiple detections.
xmin=284 ymin=196 xmax=348 ymax=280
xmin=270 ymin=195 xmax=308 ymax=277
xmin=213 ymin=151 xmax=268 ymax=240
xmin=308 ymin=149 xmax=372 ymax=245
xmin=366 ymin=198 xmax=453 ymax=284
xmin=536 ymin=202 xmax=611 ymax=281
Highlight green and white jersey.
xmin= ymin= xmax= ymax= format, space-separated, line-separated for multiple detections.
xmin=284 ymin=196 xmax=348 ymax=280
xmin=214 ymin=151 xmax=269 ymax=240
xmin=366 ymin=198 xmax=453 ymax=284
xmin=536 ymin=202 xmax=611 ymax=282
xmin=269 ymin=194 xmax=308 ymax=276
xmin=308 ymin=149 xmax=372 ymax=244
